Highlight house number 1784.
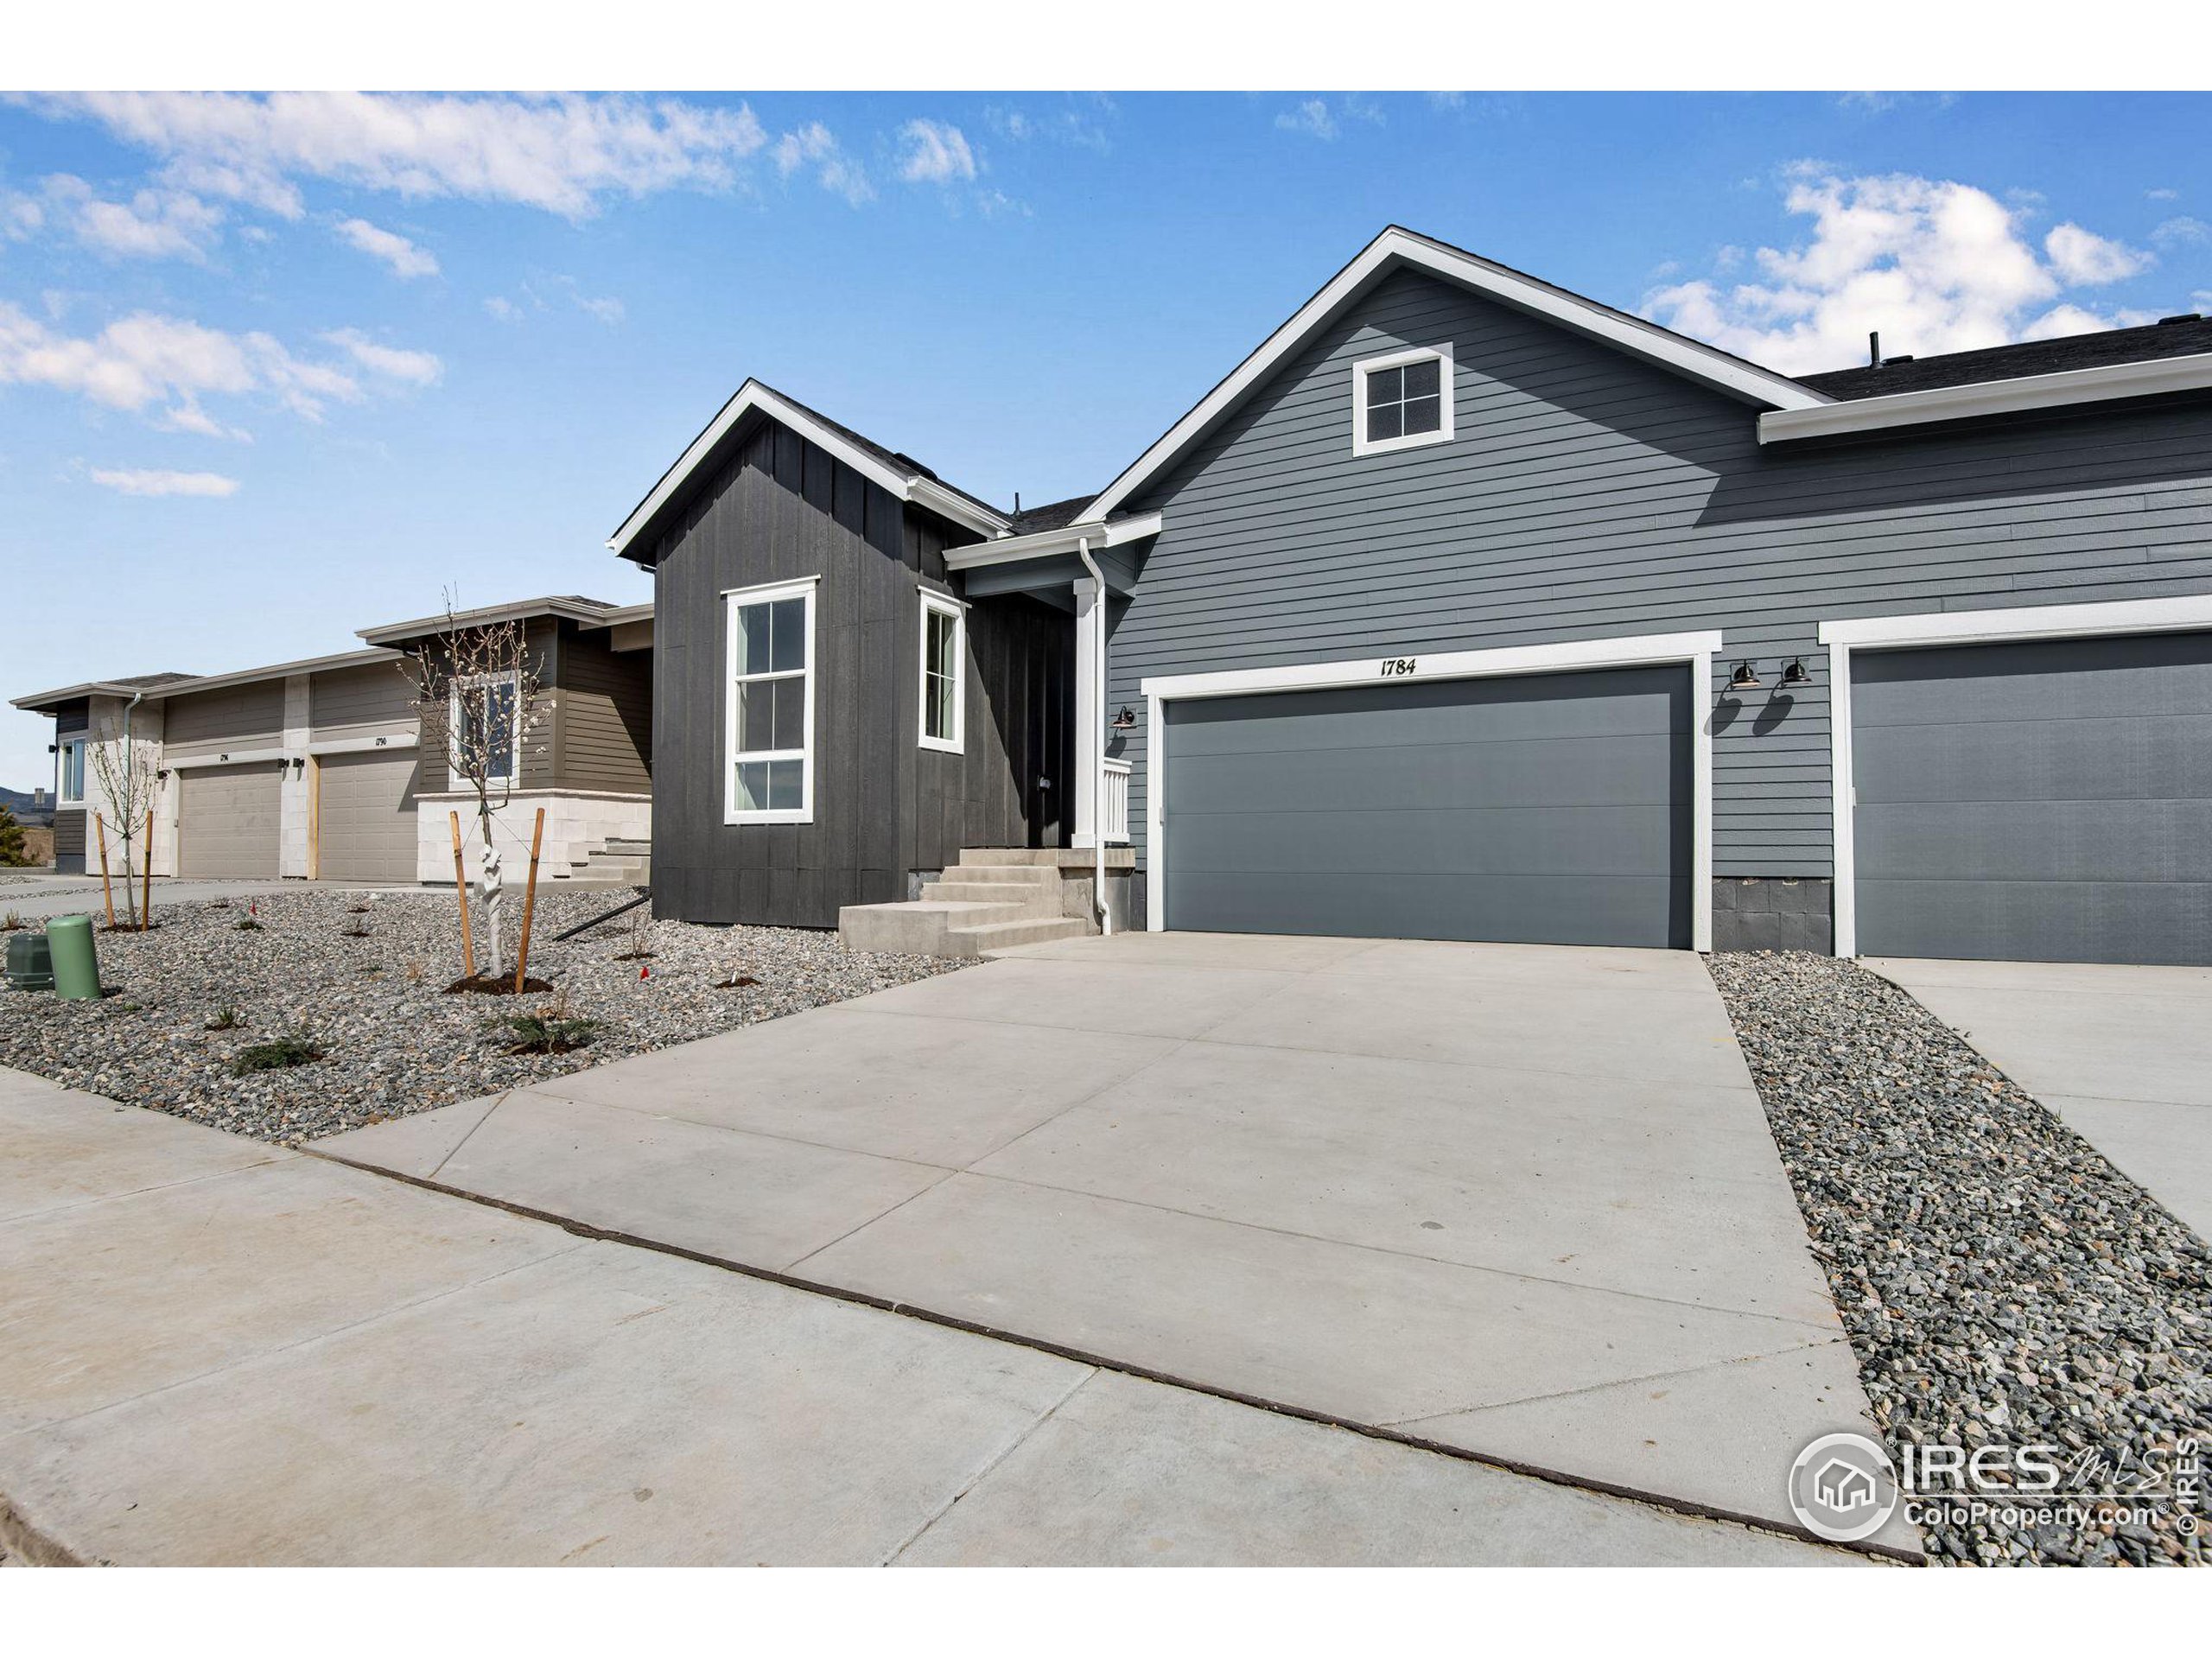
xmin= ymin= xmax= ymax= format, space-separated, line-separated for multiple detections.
xmin=1379 ymin=658 xmax=1419 ymax=677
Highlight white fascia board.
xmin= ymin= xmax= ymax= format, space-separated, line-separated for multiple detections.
xmin=306 ymin=733 xmax=420 ymax=757
xmin=170 ymin=648 xmax=399 ymax=696
xmin=943 ymin=512 xmax=1165 ymax=571
xmin=1762 ymin=352 xmax=2212 ymax=444
xmin=1086 ymin=227 xmax=1822 ymax=521
xmin=167 ymin=747 xmax=290 ymax=770
xmin=607 ymin=381 xmax=1007 ymax=556
xmin=1819 ymin=594 xmax=2212 ymax=650
xmin=1140 ymin=629 xmax=1724 ymax=702
xmin=11 ymin=681 xmax=156 ymax=711
xmin=358 ymin=599 xmax=607 ymax=646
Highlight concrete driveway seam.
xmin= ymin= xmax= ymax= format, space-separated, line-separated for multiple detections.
xmin=1376 ymin=1337 xmax=1854 ymax=1427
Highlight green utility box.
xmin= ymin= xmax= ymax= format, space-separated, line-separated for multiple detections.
xmin=45 ymin=914 xmax=102 ymax=1001
xmin=5 ymin=929 xmax=54 ymax=992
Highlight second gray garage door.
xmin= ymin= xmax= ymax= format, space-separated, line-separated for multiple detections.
xmin=1853 ymin=631 xmax=2212 ymax=964
xmin=317 ymin=749 xmax=420 ymax=882
xmin=177 ymin=762 xmax=282 ymax=878
xmin=1160 ymin=665 xmax=1692 ymax=947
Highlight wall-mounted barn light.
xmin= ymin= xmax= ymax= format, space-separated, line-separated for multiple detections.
xmin=1110 ymin=707 xmax=1136 ymax=729
xmin=1781 ymin=658 xmax=1812 ymax=687
xmin=1726 ymin=661 xmax=1763 ymax=691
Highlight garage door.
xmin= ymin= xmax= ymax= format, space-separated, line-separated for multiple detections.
xmin=1160 ymin=665 xmax=1692 ymax=947
xmin=317 ymin=750 xmax=420 ymax=881
xmin=1852 ymin=631 xmax=2212 ymax=964
xmin=177 ymin=762 xmax=281 ymax=878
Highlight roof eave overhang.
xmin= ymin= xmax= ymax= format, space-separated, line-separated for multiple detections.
xmin=1083 ymin=227 xmax=1827 ymax=522
xmin=357 ymin=599 xmax=611 ymax=647
xmin=607 ymin=381 xmax=1008 ymax=562
xmin=943 ymin=511 xmax=1166 ymax=572
xmin=11 ymin=647 xmax=401 ymax=714
xmin=10 ymin=682 xmax=147 ymax=713
xmin=1759 ymin=351 xmax=2212 ymax=444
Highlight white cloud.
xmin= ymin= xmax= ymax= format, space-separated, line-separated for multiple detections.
xmin=322 ymin=327 xmax=442 ymax=386
xmin=984 ymin=99 xmax=1113 ymax=153
xmin=22 ymin=92 xmax=773 ymax=220
xmin=771 ymin=122 xmax=871 ymax=207
xmin=6 ymin=174 xmax=222 ymax=261
xmin=483 ymin=296 xmax=523 ymax=323
xmin=1275 ymin=99 xmax=1338 ymax=140
xmin=2044 ymin=221 xmax=2152 ymax=285
xmin=2147 ymin=188 xmax=2180 ymax=201
xmin=334 ymin=215 xmax=438 ymax=278
xmin=88 ymin=467 xmax=239 ymax=498
xmin=570 ymin=291 xmax=624 ymax=326
xmin=1643 ymin=168 xmax=2162 ymax=375
xmin=2018 ymin=303 xmax=2159 ymax=341
xmin=2152 ymin=216 xmax=2209 ymax=247
xmin=0 ymin=302 xmax=435 ymax=426
xmin=896 ymin=120 xmax=976 ymax=185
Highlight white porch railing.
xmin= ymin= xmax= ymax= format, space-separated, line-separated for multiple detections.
xmin=1102 ymin=758 xmax=1131 ymax=845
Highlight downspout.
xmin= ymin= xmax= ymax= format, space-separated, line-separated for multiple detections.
xmin=1075 ymin=538 xmax=1112 ymax=938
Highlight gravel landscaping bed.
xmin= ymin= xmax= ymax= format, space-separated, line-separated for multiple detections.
xmin=0 ymin=888 xmax=968 ymax=1143
xmin=1708 ymin=950 xmax=2210 ymax=1567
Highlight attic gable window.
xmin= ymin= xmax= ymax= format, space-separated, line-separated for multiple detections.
xmin=1352 ymin=343 xmax=1455 ymax=457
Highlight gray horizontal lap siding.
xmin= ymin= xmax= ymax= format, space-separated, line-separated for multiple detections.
xmin=1115 ymin=267 xmax=2212 ymax=879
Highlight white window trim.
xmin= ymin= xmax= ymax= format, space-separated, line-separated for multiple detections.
xmin=1819 ymin=594 xmax=2212 ymax=960
xmin=57 ymin=737 xmax=87 ymax=806
xmin=1141 ymin=629 xmax=1722 ymax=950
xmin=917 ymin=588 xmax=966 ymax=755
xmin=1351 ymin=342 xmax=1455 ymax=458
xmin=449 ymin=670 xmax=523 ymax=788
xmin=723 ymin=575 xmax=818 ymax=825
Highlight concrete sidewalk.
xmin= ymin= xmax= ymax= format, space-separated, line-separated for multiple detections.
xmin=1869 ymin=957 xmax=2212 ymax=1242
xmin=0 ymin=1065 xmax=1861 ymax=1567
xmin=320 ymin=931 xmax=1914 ymax=1551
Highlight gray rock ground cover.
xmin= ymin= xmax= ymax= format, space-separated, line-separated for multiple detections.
xmin=1707 ymin=950 xmax=2210 ymax=1567
xmin=0 ymin=889 xmax=965 ymax=1143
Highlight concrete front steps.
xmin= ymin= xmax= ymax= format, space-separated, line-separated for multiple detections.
xmin=556 ymin=836 xmax=651 ymax=889
xmin=840 ymin=849 xmax=1093 ymax=958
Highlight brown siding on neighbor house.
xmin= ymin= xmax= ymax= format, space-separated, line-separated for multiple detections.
xmin=550 ymin=623 xmax=652 ymax=793
xmin=309 ymin=659 xmax=415 ymax=741
xmin=162 ymin=679 xmax=284 ymax=760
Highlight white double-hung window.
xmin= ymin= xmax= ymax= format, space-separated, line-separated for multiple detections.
xmin=450 ymin=671 xmax=522 ymax=785
xmin=918 ymin=590 xmax=965 ymax=753
xmin=726 ymin=576 xmax=816 ymax=823
xmin=57 ymin=739 xmax=86 ymax=805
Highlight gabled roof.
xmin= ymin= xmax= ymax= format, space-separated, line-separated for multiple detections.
xmin=1006 ymin=493 xmax=1097 ymax=535
xmin=1800 ymin=314 xmax=2212 ymax=400
xmin=1083 ymin=225 xmax=1829 ymax=522
xmin=607 ymin=379 xmax=1008 ymax=563
xmin=358 ymin=594 xmax=622 ymax=647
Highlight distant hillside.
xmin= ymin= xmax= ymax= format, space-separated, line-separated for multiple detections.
xmin=1 ymin=785 xmax=55 ymax=827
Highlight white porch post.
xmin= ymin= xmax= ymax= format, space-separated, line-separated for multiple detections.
xmin=1072 ymin=573 xmax=1104 ymax=849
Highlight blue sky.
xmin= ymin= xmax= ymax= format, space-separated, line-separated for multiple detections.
xmin=4 ymin=90 xmax=2209 ymax=788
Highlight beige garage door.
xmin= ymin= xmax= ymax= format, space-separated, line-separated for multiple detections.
xmin=318 ymin=750 xmax=420 ymax=882
xmin=178 ymin=762 xmax=282 ymax=878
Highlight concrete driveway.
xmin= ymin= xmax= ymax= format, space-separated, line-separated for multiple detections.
xmin=1869 ymin=957 xmax=2212 ymax=1241
xmin=322 ymin=931 xmax=1902 ymax=1544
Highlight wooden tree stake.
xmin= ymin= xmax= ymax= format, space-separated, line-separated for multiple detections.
xmin=513 ymin=807 xmax=547 ymax=993
xmin=142 ymin=809 xmax=154 ymax=931
xmin=449 ymin=810 xmax=476 ymax=978
xmin=93 ymin=813 xmax=117 ymax=930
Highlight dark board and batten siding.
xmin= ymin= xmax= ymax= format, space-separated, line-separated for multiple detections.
xmin=1110 ymin=266 xmax=2212 ymax=906
xmin=549 ymin=626 xmax=652 ymax=794
xmin=50 ymin=700 xmax=88 ymax=870
xmin=647 ymin=419 xmax=1071 ymax=928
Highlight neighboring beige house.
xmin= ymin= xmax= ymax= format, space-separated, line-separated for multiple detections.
xmin=11 ymin=594 xmax=653 ymax=888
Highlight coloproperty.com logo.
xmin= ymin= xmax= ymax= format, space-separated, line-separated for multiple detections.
xmin=1788 ymin=1430 xmax=2204 ymax=1543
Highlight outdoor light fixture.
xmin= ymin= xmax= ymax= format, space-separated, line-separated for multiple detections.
xmin=1726 ymin=661 xmax=1763 ymax=691
xmin=1781 ymin=658 xmax=1812 ymax=687
xmin=1110 ymin=706 xmax=1136 ymax=729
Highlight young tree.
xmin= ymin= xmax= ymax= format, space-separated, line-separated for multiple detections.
xmin=403 ymin=601 xmax=547 ymax=976
xmin=0 ymin=804 xmax=29 ymax=868
xmin=89 ymin=727 xmax=160 ymax=928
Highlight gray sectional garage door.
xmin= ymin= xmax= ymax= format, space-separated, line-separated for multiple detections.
xmin=317 ymin=750 xmax=419 ymax=881
xmin=177 ymin=762 xmax=281 ymax=878
xmin=1160 ymin=665 xmax=1692 ymax=947
xmin=1852 ymin=632 xmax=2212 ymax=964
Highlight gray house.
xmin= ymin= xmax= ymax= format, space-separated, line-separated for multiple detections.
xmin=613 ymin=226 xmax=2212 ymax=965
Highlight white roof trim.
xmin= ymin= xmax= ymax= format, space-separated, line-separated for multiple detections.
xmin=943 ymin=512 xmax=1165 ymax=571
xmin=358 ymin=597 xmax=614 ymax=645
xmin=607 ymin=380 xmax=1007 ymax=556
xmin=1819 ymin=594 xmax=2212 ymax=650
xmin=1084 ymin=227 xmax=1825 ymax=521
xmin=165 ymin=648 xmax=398 ymax=696
xmin=1762 ymin=351 xmax=2212 ymax=444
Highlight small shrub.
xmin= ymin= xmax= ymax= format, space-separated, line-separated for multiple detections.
xmin=341 ymin=919 xmax=370 ymax=938
xmin=613 ymin=907 xmax=656 ymax=962
xmin=206 ymin=1007 xmax=239 ymax=1031
xmin=496 ymin=988 xmax=599 ymax=1055
xmin=112 ymin=1001 xmax=143 ymax=1013
xmin=235 ymin=916 xmax=264 ymax=931
xmin=2 ymin=910 xmax=24 ymax=931
xmin=231 ymin=1033 xmax=323 ymax=1075
xmin=404 ymin=961 xmax=427 ymax=985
